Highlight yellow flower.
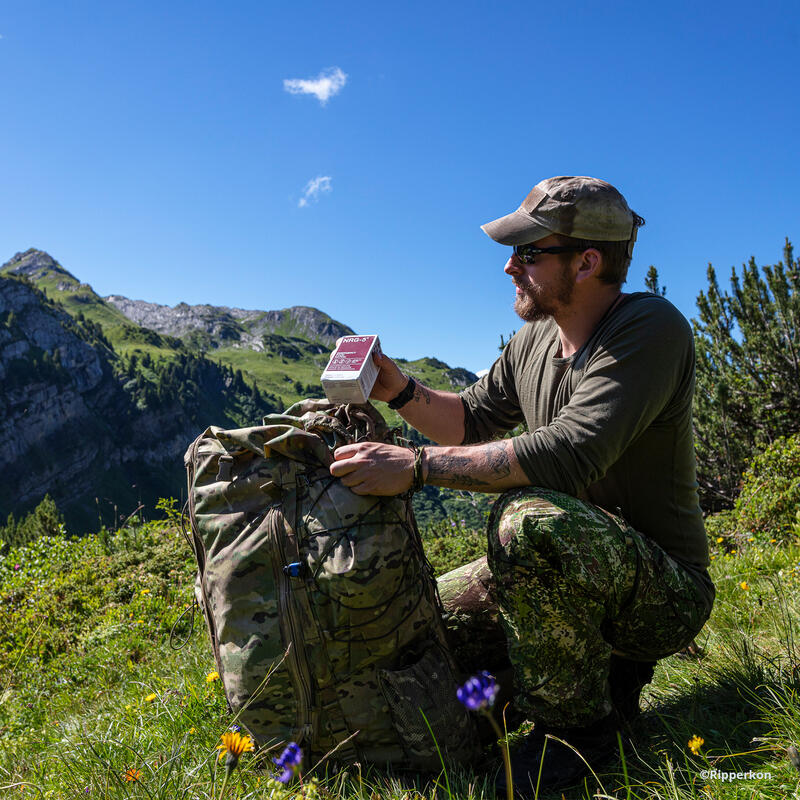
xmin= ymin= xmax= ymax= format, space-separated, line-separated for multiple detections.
xmin=124 ymin=767 xmax=142 ymax=782
xmin=188 ymin=727 xmax=196 ymax=735
xmin=770 ymin=538 xmax=777 ymax=543
xmin=748 ymin=537 xmax=755 ymax=543
xmin=688 ymin=735 xmax=704 ymax=755
xmin=716 ymin=536 xmax=724 ymax=543
xmin=217 ymin=731 xmax=254 ymax=769
xmin=140 ymin=588 xmax=151 ymax=595
xmin=125 ymin=704 xmax=132 ymax=711
xmin=206 ymin=670 xmax=220 ymax=683
xmin=145 ymin=693 xmax=157 ymax=703
xmin=740 ymin=581 xmax=749 ymax=591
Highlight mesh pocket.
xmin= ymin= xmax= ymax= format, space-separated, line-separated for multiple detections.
xmin=378 ymin=644 xmax=477 ymax=768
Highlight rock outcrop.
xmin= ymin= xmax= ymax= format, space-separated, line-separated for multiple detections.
xmin=104 ymin=296 xmax=354 ymax=350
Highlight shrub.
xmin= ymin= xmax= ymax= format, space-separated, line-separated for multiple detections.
xmin=733 ymin=433 xmax=800 ymax=541
xmin=0 ymin=494 xmax=65 ymax=548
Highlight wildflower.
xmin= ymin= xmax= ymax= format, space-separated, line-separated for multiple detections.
xmin=217 ymin=731 xmax=255 ymax=771
xmin=740 ymin=581 xmax=749 ymax=591
xmin=124 ymin=767 xmax=141 ymax=782
xmin=206 ymin=670 xmax=220 ymax=683
xmin=748 ymin=537 xmax=755 ymax=543
xmin=457 ymin=672 xmax=511 ymax=799
xmin=716 ymin=537 xmax=724 ymax=543
xmin=770 ymin=539 xmax=777 ymax=543
xmin=124 ymin=704 xmax=132 ymax=711
xmin=14 ymin=564 xmax=21 ymax=571
xmin=145 ymin=693 xmax=157 ymax=703
xmin=457 ymin=671 xmax=499 ymax=710
xmin=188 ymin=727 xmax=196 ymax=734
xmin=140 ymin=588 xmax=151 ymax=595
xmin=273 ymin=742 xmax=302 ymax=784
xmin=230 ymin=724 xmax=240 ymax=732
xmin=688 ymin=735 xmax=704 ymax=755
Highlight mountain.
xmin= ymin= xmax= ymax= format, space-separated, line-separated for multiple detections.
xmin=0 ymin=249 xmax=484 ymax=532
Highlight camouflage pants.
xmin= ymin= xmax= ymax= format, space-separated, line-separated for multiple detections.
xmin=437 ymin=488 xmax=713 ymax=728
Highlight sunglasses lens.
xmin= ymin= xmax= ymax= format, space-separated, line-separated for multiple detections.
xmin=514 ymin=245 xmax=535 ymax=264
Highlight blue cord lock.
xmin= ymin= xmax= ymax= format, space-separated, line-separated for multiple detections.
xmin=283 ymin=562 xmax=303 ymax=578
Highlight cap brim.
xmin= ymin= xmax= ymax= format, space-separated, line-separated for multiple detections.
xmin=480 ymin=209 xmax=553 ymax=246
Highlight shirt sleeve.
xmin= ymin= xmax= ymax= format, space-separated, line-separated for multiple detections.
xmin=459 ymin=333 xmax=526 ymax=444
xmin=511 ymin=301 xmax=695 ymax=494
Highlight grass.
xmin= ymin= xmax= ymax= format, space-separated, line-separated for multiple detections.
xmin=2 ymin=512 xmax=800 ymax=799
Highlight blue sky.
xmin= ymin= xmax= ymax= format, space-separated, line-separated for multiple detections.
xmin=1 ymin=0 xmax=798 ymax=374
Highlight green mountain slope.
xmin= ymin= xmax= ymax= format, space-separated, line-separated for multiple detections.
xmin=1 ymin=249 xmax=489 ymax=530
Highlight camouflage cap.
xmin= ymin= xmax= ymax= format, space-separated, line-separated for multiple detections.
xmin=481 ymin=176 xmax=640 ymax=250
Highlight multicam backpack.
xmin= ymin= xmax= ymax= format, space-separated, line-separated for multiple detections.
xmin=184 ymin=400 xmax=478 ymax=771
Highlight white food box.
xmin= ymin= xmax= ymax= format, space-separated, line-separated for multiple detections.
xmin=321 ymin=335 xmax=381 ymax=405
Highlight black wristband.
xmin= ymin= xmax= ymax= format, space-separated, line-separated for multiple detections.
xmin=388 ymin=376 xmax=416 ymax=410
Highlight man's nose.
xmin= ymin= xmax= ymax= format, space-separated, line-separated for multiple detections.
xmin=504 ymin=254 xmax=523 ymax=275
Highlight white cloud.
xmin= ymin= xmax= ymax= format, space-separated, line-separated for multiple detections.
xmin=298 ymin=175 xmax=333 ymax=208
xmin=476 ymin=369 xmax=490 ymax=378
xmin=283 ymin=67 xmax=347 ymax=105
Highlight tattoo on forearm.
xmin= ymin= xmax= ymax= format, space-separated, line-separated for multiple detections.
xmin=484 ymin=441 xmax=512 ymax=478
xmin=413 ymin=382 xmax=432 ymax=405
xmin=427 ymin=442 xmax=512 ymax=489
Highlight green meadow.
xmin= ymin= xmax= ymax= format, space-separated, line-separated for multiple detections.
xmin=2 ymin=483 xmax=800 ymax=799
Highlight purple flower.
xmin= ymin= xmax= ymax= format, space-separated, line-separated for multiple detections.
xmin=230 ymin=723 xmax=241 ymax=732
xmin=457 ymin=671 xmax=499 ymax=711
xmin=273 ymin=742 xmax=302 ymax=784
xmin=14 ymin=564 xmax=21 ymax=571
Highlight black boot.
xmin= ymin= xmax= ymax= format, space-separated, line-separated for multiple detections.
xmin=495 ymin=712 xmax=620 ymax=796
xmin=608 ymin=655 xmax=656 ymax=724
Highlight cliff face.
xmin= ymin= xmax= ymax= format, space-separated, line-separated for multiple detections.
xmin=0 ymin=275 xmax=276 ymax=531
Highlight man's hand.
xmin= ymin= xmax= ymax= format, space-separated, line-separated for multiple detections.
xmin=330 ymin=441 xmax=415 ymax=496
xmin=369 ymin=352 xmax=408 ymax=402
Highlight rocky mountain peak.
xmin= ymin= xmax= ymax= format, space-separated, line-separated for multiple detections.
xmin=104 ymin=296 xmax=354 ymax=349
xmin=1 ymin=249 xmax=76 ymax=282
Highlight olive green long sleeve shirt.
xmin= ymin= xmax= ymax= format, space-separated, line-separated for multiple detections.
xmin=460 ymin=293 xmax=711 ymax=585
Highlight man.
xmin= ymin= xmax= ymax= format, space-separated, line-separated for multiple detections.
xmin=329 ymin=176 xmax=714 ymax=792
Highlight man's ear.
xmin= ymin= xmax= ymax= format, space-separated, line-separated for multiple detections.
xmin=575 ymin=248 xmax=602 ymax=283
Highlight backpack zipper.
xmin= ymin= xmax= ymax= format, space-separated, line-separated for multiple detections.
xmin=268 ymin=504 xmax=314 ymax=746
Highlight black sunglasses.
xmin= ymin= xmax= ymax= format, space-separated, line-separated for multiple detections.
xmin=512 ymin=244 xmax=587 ymax=264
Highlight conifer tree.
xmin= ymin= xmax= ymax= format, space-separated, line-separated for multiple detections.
xmin=644 ymin=266 xmax=666 ymax=296
xmin=693 ymin=238 xmax=800 ymax=509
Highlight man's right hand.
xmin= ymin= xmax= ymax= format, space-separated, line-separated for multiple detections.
xmin=369 ymin=352 xmax=409 ymax=402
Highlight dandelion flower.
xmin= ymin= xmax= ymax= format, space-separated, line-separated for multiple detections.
xmin=145 ymin=693 xmax=157 ymax=703
xmin=740 ymin=581 xmax=749 ymax=591
xmin=273 ymin=742 xmax=302 ymax=784
xmin=124 ymin=767 xmax=141 ymax=782
xmin=688 ymin=735 xmax=704 ymax=755
xmin=140 ymin=588 xmax=151 ymax=595
xmin=188 ymin=727 xmax=196 ymax=735
xmin=206 ymin=670 xmax=220 ymax=683
xmin=716 ymin=537 xmax=724 ymax=543
xmin=457 ymin=672 xmax=499 ymax=710
xmin=217 ymin=731 xmax=254 ymax=771
xmin=748 ymin=537 xmax=755 ymax=543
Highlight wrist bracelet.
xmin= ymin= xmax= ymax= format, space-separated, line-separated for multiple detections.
xmin=388 ymin=376 xmax=416 ymax=410
xmin=412 ymin=446 xmax=426 ymax=493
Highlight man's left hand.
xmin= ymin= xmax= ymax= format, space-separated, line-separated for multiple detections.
xmin=330 ymin=442 xmax=414 ymax=496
